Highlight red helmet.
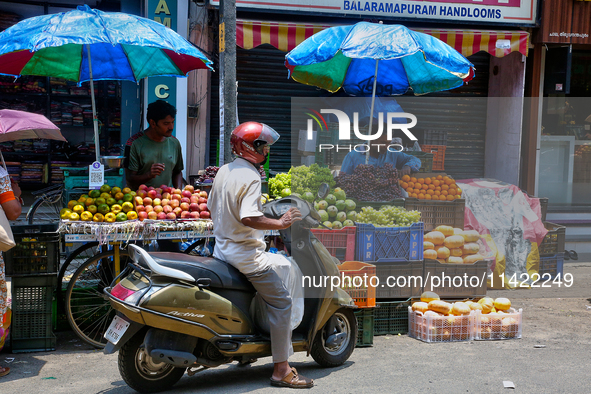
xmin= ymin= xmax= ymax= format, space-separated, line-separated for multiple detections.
xmin=230 ymin=122 xmax=280 ymax=164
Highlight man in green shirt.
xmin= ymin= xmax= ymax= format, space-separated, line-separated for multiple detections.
xmin=126 ymin=100 xmax=184 ymax=191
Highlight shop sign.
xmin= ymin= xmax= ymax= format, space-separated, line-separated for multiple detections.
xmin=147 ymin=0 xmax=178 ymax=133
xmin=209 ymin=0 xmax=537 ymax=26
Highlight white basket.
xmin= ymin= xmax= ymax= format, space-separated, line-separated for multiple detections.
xmin=408 ymin=307 xmax=475 ymax=343
xmin=474 ymin=308 xmax=522 ymax=340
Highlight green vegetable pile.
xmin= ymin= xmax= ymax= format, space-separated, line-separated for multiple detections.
xmin=290 ymin=164 xmax=335 ymax=195
xmin=356 ymin=206 xmax=421 ymax=227
xmin=268 ymin=171 xmax=291 ymax=197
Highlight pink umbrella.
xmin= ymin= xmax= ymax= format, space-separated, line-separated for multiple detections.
xmin=0 ymin=109 xmax=66 ymax=142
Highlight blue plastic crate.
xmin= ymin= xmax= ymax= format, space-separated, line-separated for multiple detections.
xmin=355 ymin=222 xmax=424 ymax=263
xmin=539 ymin=253 xmax=564 ymax=280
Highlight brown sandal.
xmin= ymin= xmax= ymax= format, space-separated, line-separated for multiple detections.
xmin=0 ymin=367 xmax=10 ymax=378
xmin=270 ymin=367 xmax=313 ymax=388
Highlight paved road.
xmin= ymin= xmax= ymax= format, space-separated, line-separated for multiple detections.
xmin=1 ymin=263 xmax=590 ymax=393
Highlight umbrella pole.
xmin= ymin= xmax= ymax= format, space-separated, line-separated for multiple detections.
xmin=366 ymin=59 xmax=379 ymax=165
xmin=86 ymin=44 xmax=101 ymax=164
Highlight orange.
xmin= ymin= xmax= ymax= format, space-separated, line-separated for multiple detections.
xmin=408 ymin=182 xmax=415 ymax=189
xmin=425 ymin=194 xmax=432 ymax=200
xmin=426 ymin=189 xmax=434 ymax=195
xmin=433 ymin=180 xmax=440 ymax=186
xmin=422 ymin=184 xmax=428 ymax=190
xmin=456 ymin=195 xmax=462 ymax=199
xmin=418 ymin=193 xmax=425 ymax=199
xmin=414 ymin=188 xmax=421 ymax=195
xmin=434 ymin=190 xmax=441 ymax=196
xmin=449 ymin=188 xmax=457 ymax=196
xmin=424 ymin=177 xmax=432 ymax=185
xmin=410 ymin=177 xmax=417 ymax=183
xmin=436 ymin=175 xmax=443 ymax=180
xmin=406 ymin=188 xmax=413 ymax=194
xmin=411 ymin=193 xmax=418 ymax=198
xmin=440 ymin=195 xmax=448 ymax=201
xmin=447 ymin=195 xmax=455 ymax=201
xmin=417 ymin=178 xmax=425 ymax=184
xmin=400 ymin=182 xmax=408 ymax=189
xmin=428 ymin=184 xmax=435 ymax=190
xmin=402 ymin=174 xmax=410 ymax=182
xmin=435 ymin=186 xmax=442 ymax=191
xmin=442 ymin=190 xmax=448 ymax=196
xmin=444 ymin=177 xmax=453 ymax=185
xmin=442 ymin=184 xmax=449 ymax=191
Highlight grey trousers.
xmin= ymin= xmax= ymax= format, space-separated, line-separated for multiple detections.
xmin=245 ymin=254 xmax=293 ymax=363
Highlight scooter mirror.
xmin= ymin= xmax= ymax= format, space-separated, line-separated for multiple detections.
xmin=317 ymin=183 xmax=330 ymax=200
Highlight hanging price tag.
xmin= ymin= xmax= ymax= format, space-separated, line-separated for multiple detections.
xmin=89 ymin=161 xmax=105 ymax=189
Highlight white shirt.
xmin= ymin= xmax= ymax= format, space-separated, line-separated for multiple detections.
xmin=207 ymin=158 xmax=269 ymax=275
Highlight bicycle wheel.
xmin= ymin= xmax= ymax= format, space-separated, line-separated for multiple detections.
xmin=57 ymin=242 xmax=100 ymax=313
xmin=27 ymin=191 xmax=63 ymax=224
xmin=65 ymin=249 xmax=131 ymax=348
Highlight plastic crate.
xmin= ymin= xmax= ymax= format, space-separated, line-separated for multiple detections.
xmin=353 ymin=199 xmax=405 ymax=211
xmin=355 ymin=222 xmax=424 ymax=263
xmin=64 ymin=174 xmax=124 ymax=189
xmin=374 ymin=261 xmax=424 ymax=299
xmin=422 ymin=259 xmax=488 ymax=299
xmin=408 ymin=307 xmax=475 ymax=343
xmin=311 ymin=227 xmax=357 ymax=263
xmin=539 ymin=253 xmax=564 ymax=280
xmin=374 ymin=299 xmax=411 ymax=335
xmin=424 ymin=130 xmax=447 ymax=146
xmin=539 ymin=222 xmax=566 ymax=256
xmin=354 ymin=308 xmax=374 ymax=347
xmin=337 ymin=261 xmax=376 ymax=308
xmin=474 ymin=309 xmax=522 ymax=340
xmin=62 ymin=188 xmax=90 ymax=206
xmin=420 ymin=145 xmax=446 ymax=171
xmin=404 ymin=198 xmax=465 ymax=232
xmin=10 ymin=275 xmax=57 ymax=353
xmin=406 ymin=151 xmax=433 ymax=173
xmin=4 ymin=223 xmax=60 ymax=276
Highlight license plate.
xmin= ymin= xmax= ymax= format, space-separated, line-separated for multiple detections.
xmin=104 ymin=315 xmax=130 ymax=345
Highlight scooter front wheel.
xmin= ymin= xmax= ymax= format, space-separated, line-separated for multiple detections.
xmin=311 ymin=308 xmax=357 ymax=367
xmin=119 ymin=331 xmax=186 ymax=393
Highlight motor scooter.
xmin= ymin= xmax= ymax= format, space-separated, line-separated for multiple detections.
xmin=103 ymin=184 xmax=357 ymax=393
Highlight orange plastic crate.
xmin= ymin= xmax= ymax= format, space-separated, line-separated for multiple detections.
xmin=337 ymin=261 xmax=376 ymax=308
xmin=421 ymin=144 xmax=446 ymax=171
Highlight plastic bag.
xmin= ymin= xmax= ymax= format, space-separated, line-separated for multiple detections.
xmin=0 ymin=308 xmax=11 ymax=352
xmin=252 ymin=257 xmax=304 ymax=333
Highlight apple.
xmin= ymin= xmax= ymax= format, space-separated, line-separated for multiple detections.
xmin=134 ymin=196 xmax=144 ymax=205
xmin=147 ymin=186 xmax=155 ymax=191
xmin=198 ymin=197 xmax=207 ymax=204
xmin=199 ymin=191 xmax=208 ymax=198
xmin=161 ymin=186 xmax=171 ymax=193
xmin=182 ymin=190 xmax=192 ymax=199
xmin=145 ymin=205 xmax=154 ymax=213
xmin=135 ymin=205 xmax=145 ymax=213
xmin=153 ymin=198 xmax=161 ymax=206
xmin=147 ymin=190 xmax=157 ymax=199
xmin=157 ymin=212 xmax=167 ymax=220
xmin=143 ymin=197 xmax=153 ymax=206
xmin=195 ymin=189 xmax=200 ymax=193
xmin=181 ymin=211 xmax=191 ymax=219
xmin=180 ymin=202 xmax=190 ymax=211
xmin=199 ymin=211 xmax=210 ymax=219
xmin=161 ymin=198 xmax=170 ymax=206
xmin=190 ymin=196 xmax=199 ymax=204
xmin=171 ymin=199 xmax=180 ymax=208
xmin=171 ymin=194 xmax=182 ymax=201
xmin=173 ymin=207 xmax=183 ymax=216
xmin=155 ymin=188 xmax=163 ymax=195
xmin=162 ymin=192 xmax=171 ymax=200
xmin=181 ymin=197 xmax=190 ymax=204
xmin=155 ymin=193 xmax=162 ymax=200
xmin=147 ymin=211 xmax=158 ymax=220
xmin=137 ymin=190 xmax=147 ymax=198
xmin=166 ymin=212 xmax=176 ymax=220
xmin=184 ymin=185 xmax=195 ymax=193
xmin=190 ymin=211 xmax=200 ymax=219
xmin=154 ymin=205 xmax=164 ymax=214
xmin=199 ymin=203 xmax=208 ymax=212
xmin=163 ymin=205 xmax=173 ymax=214
xmin=138 ymin=211 xmax=148 ymax=221
xmin=189 ymin=203 xmax=200 ymax=212
xmin=139 ymin=184 xmax=148 ymax=191
xmin=171 ymin=188 xmax=181 ymax=195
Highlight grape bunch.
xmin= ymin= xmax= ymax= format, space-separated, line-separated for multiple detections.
xmin=356 ymin=205 xmax=421 ymax=227
xmin=269 ymin=172 xmax=291 ymax=197
xmin=335 ymin=163 xmax=402 ymax=201
xmin=196 ymin=166 xmax=219 ymax=184
xmin=290 ymin=164 xmax=335 ymax=195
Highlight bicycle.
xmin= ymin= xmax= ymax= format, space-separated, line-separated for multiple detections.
xmin=26 ymin=183 xmax=65 ymax=224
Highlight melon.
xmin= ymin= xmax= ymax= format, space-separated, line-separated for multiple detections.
xmin=451 ymin=302 xmax=471 ymax=316
xmin=450 ymin=248 xmax=463 ymax=257
xmin=494 ymin=298 xmax=511 ymax=311
xmin=412 ymin=302 xmax=429 ymax=313
xmin=463 ymin=254 xmax=484 ymax=264
xmin=425 ymin=231 xmax=445 ymax=245
xmin=428 ymin=300 xmax=452 ymax=315
xmin=423 ymin=241 xmax=435 ymax=250
xmin=462 ymin=230 xmax=480 ymax=242
xmin=435 ymin=225 xmax=454 ymax=237
xmin=447 ymin=256 xmax=464 ymax=264
xmin=444 ymin=235 xmax=465 ymax=249
xmin=436 ymin=246 xmax=450 ymax=259
xmin=478 ymin=297 xmax=494 ymax=314
xmin=462 ymin=243 xmax=480 ymax=255
xmin=420 ymin=291 xmax=440 ymax=303
xmin=424 ymin=249 xmax=438 ymax=260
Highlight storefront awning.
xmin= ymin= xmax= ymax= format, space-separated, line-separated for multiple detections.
xmin=236 ymin=20 xmax=529 ymax=58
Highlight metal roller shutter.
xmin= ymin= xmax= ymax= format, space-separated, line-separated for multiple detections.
xmin=210 ymin=45 xmax=490 ymax=179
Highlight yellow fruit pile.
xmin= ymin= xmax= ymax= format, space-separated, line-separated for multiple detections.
xmin=472 ymin=297 xmax=518 ymax=339
xmin=423 ymin=225 xmax=484 ymax=264
xmin=60 ymin=184 xmax=138 ymax=223
xmin=399 ymin=175 xmax=462 ymax=201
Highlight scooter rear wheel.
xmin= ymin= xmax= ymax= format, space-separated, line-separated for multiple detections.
xmin=311 ymin=308 xmax=357 ymax=367
xmin=119 ymin=331 xmax=186 ymax=393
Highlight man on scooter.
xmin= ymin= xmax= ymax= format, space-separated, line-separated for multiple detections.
xmin=208 ymin=122 xmax=314 ymax=388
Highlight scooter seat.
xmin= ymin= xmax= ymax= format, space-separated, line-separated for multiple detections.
xmin=150 ymin=252 xmax=255 ymax=292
